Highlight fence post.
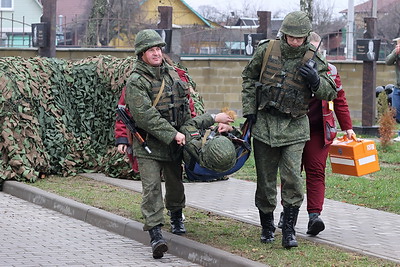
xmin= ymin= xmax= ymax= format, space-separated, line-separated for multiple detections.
xmin=38 ymin=0 xmax=56 ymax=57
xmin=361 ymin=17 xmax=377 ymax=127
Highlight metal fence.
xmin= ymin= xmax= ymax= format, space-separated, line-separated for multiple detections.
xmin=0 ymin=14 xmax=395 ymax=60
xmin=0 ymin=12 xmax=32 ymax=47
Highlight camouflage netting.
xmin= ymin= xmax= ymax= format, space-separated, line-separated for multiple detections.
xmin=0 ymin=55 xmax=138 ymax=183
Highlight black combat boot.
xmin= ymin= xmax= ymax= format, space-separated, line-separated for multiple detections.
xmin=148 ymin=225 xmax=168 ymax=259
xmin=170 ymin=209 xmax=186 ymax=235
xmin=307 ymin=214 xmax=325 ymax=236
xmin=259 ymin=210 xmax=276 ymax=243
xmin=281 ymin=206 xmax=299 ymax=249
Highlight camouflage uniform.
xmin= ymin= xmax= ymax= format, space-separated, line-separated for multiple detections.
xmin=126 ymin=58 xmax=191 ymax=231
xmin=241 ymin=11 xmax=337 ymax=248
xmin=125 ymin=31 xmax=192 ymax=247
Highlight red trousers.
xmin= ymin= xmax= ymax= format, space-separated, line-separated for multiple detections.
xmin=302 ymin=131 xmax=330 ymax=214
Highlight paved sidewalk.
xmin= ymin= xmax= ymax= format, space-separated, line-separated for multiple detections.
xmin=0 ymin=192 xmax=200 ymax=267
xmin=2 ymin=180 xmax=265 ymax=267
xmin=83 ymin=173 xmax=400 ymax=265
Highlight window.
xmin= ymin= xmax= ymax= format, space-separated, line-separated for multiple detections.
xmin=1 ymin=0 xmax=13 ymax=10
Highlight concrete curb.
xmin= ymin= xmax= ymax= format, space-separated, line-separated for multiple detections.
xmin=3 ymin=180 xmax=266 ymax=267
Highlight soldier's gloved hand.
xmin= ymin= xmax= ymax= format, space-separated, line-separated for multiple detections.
xmin=244 ymin=114 xmax=257 ymax=124
xmin=299 ymin=59 xmax=320 ymax=92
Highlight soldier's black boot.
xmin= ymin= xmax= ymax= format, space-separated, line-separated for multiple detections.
xmin=282 ymin=206 xmax=299 ymax=249
xmin=170 ymin=209 xmax=186 ymax=235
xmin=259 ymin=210 xmax=276 ymax=243
xmin=148 ymin=225 xmax=168 ymax=259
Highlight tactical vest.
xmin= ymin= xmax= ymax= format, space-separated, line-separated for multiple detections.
xmin=257 ymin=40 xmax=314 ymax=118
xmin=135 ymin=68 xmax=190 ymax=129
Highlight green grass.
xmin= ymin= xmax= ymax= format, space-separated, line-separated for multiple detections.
xmin=234 ymin=123 xmax=400 ymax=215
xmin=27 ymin=120 xmax=400 ymax=266
xmin=31 ymin=175 xmax=396 ymax=267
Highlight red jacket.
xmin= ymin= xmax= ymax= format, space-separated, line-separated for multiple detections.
xmin=308 ymin=63 xmax=353 ymax=146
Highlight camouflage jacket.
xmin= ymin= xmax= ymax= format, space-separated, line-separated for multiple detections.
xmin=179 ymin=113 xmax=214 ymax=166
xmin=242 ymin=39 xmax=337 ymax=147
xmin=125 ymin=60 xmax=191 ymax=161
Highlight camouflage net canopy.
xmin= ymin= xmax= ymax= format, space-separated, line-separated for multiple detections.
xmin=0 ymin=55 xmax=137 ymax=182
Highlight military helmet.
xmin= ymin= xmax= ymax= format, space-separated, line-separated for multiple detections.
xmin=134 ymin=29 xmax=166 ymax=55
xmin=280 ymin=11 xmax=312 ymax=37
xmin=200 ymin=135 xmax=236 ymax=173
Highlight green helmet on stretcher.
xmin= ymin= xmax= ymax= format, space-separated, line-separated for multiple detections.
xmin=200 ymin=135 xmax=236 ymax=173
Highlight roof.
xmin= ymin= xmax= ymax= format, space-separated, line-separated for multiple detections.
xmin=34 ymin=0 xmax=42 ymax=8
xmin=234 ymin=18 xmax=259 ymax=27
xmin=139 ymin=0 xmax=212 ymax=27
xmin=340 ymin=0 xmax=398 ymax=14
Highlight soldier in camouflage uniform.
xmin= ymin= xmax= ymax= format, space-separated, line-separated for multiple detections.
xmin=125 ymin=29 xmax=190 ymax=259
xmin=125 ymin=29 xmax=232 ymax=259
xmin=241 ymin=11 xmax=337 ymax=249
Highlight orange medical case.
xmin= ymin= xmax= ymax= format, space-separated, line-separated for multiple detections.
xmin=328 ymin=136 xmax=380 ymax=177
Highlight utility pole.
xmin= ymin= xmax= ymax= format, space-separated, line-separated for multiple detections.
xmin=346 ymin=0 xmax=354 ymax=60
xmin=38 ymin=0 xmax=56 ymax=57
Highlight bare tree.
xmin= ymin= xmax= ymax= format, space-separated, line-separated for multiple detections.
xmin=377 ymin=4 xmax=400 ymax=43
xmin=85 ymin=0 xmax=141 ymax=47
xmin=197 ymin=5 xmax=233 ymax=24
xmin=312 ymin=0 xmax=346 ymax=36
xmin=300 ymin=0 xmax=313 ymax=21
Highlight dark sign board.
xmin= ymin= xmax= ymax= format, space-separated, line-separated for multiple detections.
xmin=244 ymin=33 xmax=267 ymax=56
xmin=32 ymin=23 xmax=48 ymax=48
xmin=155 ymin=29 xmax=172 ymax=53
xmin=356 ymin=39 xmax=381 ymax=61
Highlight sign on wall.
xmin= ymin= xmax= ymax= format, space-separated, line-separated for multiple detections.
xmin=356 ymin=39 xmax=381 ymax=61
xmin=32 ymin=23 xmax=48 ymax=48
xmin=244 ymin=33 xmax=267 ymax=56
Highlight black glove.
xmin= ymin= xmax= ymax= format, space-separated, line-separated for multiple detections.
xmin=244 ymin=114 xmax=257 ymax=124
xmin=299 ymin=59 xmax=320 ymax=91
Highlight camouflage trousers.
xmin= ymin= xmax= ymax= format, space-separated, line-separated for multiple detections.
xmin=137 ymin=157 xmax=185 ymax=231
xmin=253 ymin=138 xmax=305 ymax=214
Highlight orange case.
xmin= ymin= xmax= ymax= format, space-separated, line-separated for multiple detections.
xmin=328 ymin=136 xmax=380 ymax=176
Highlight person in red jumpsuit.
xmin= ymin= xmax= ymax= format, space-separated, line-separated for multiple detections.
xmin=303 ymin=32 xmax=355 ymax=235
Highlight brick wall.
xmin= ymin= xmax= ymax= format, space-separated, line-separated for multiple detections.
xmin=181 ymin=57 xmax=396 ymax=121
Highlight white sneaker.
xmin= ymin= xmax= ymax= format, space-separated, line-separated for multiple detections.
xmin=393 ymin=136 xmax=400 ymax=142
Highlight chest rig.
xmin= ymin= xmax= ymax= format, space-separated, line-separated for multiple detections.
xmin=257 ymin=40 xmax=314 ymax=118
xmin=138 ymin=68 xmax=190 ymax=128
